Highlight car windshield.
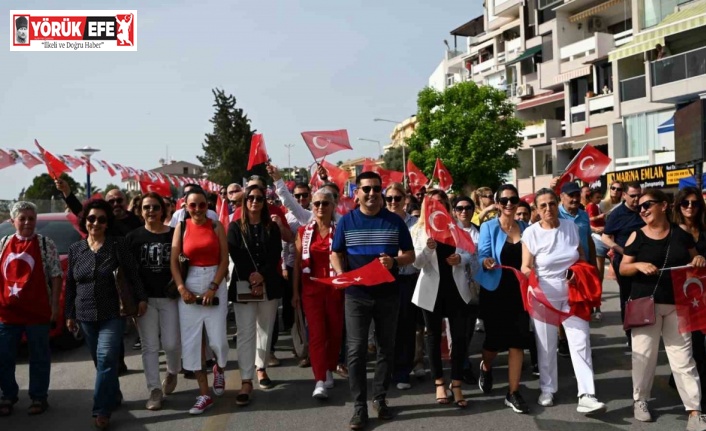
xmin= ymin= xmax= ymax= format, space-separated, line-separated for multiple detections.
xmin=0 ymin=220 xmax=81 ymax=255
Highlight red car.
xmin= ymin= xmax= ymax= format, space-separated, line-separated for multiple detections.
xmin=0 ymin=212 xmax=85 ymax=349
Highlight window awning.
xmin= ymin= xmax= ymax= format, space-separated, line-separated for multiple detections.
xmin=658 ymin=115 xmax=674 ymax=134
xmin=554 ymin=65 xmax=592 ymax=84
xmin=569 ymin=0 xmax=626 ymax=23
xmin=516 ymin=91 xmax=565 ymax=110
xmin=555 ymin=126 xmax=608 ymax=150
xmin=609 ymin=2 xmax=706 ymax=62
xmin=505 ymin=45 xmax=542 ymax=65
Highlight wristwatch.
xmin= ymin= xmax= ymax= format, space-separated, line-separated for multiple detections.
xmin=209 ymin=282 xmax=219 ymax=292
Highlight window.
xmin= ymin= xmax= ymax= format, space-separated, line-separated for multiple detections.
xmin=643 ymin=0 xmax=693 ymax=29
xmin=624 ymin=110 xmax=675 ymax=158
xmin=183 ymin=167 xmax=188 ymax=175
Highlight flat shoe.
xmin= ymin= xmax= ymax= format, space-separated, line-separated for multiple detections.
xmin=94 ymin=416 xmax=110 ymax=429
xmin=236 ymin=381 xmax=252 ymax=406
xmin=28 ymin=399 xmax=48 ymax=415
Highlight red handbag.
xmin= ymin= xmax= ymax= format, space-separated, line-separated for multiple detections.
xmin=623 ymin=231 xmax=671 ymax=331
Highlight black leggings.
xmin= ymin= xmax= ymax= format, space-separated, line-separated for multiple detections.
xmin=423 ymin=309 xmax=469 ymax=381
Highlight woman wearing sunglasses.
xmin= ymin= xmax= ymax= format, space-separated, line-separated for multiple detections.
xmin=621 ymin=189 xmax=706 ymax=427
xmin=126 ymin=193 xmax=180 ymax=411
xmin=411 ymin=190 xmax=473 ymax=407
xmin=170 ymin=189 xmax=230 ymax=415
xmin=228 ymin=185 xmax=283 ymax=405
xmin=521 ymin=188 xmax=605 ymax=414
xmin=384 ymin=183 xmax=422 ymax=389
xmin=674 ymin=186 xmax=706 ymax=411
xmin=475 ymin=185 xmax=532 ymax=414
xmin=290 ymin=189 xmax=343 ymax=398
xmin=65 ymin=199 xmax=147 ymax=429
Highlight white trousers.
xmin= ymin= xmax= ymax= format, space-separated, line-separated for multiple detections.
xmin=533 ymin=298 xmax=596 ymax=396
xmin=234 ymin=299 xmax=278 ymax=380
xmin=136 ymin=297 xmax=181 ymax=392
xmin=178 ymin=266 xmax=229 ymax=371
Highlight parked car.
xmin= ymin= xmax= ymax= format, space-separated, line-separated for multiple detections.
xmin=0 ymin=212 xmax=84 ymax=349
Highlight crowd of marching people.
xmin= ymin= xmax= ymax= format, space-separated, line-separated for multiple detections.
xmin=4 ymin=167 xmax=706 ymax=431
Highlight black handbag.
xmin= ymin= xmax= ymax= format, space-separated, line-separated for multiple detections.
xmin=113 ymin=241 xmax=138 ymax=317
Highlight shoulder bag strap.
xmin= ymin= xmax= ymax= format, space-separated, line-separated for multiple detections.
xmin=647 ymin=228 xmax=673 ymax=298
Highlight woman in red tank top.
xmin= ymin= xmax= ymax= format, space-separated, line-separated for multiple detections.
xmin=170 ymin=188 xmax=229 ymax=415
xmin=292 ymin=188 xmax=343 ymax=399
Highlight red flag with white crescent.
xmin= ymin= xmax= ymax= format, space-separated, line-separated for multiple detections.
xmin=406 ymin=159 xmax=429 ymax=195
xmin=320 ymin=160 xmax=350 ymax=193
xmin=336 ymin=196 xmax=356 ymax=216
xmin=424 ymin=197 xmax=475 ymax=254
xmin=361 ymin=159 xmax=402 ymax=188
xmin=34 ymin=140 xmax=71 ymax=179
xmin=216 ymin=195 xmax=230 ymax=228
xmin=556 ymin=144 xmax=611 ymax=193
xmin=311 ymin=259 xmax=395 ymax=289
xmin=139 ymin=180 xmax=171 ymax=197
xmin=97 ymin=160 xmax=116 ymax=176
xmin=301 ymin=129 xmax=352 ymax=160
xmin=247 ymin=133 xmax=269 ymax=170
xmin=432 ymin=158 xmax=453 ymax=191
xmin=61 ymin=155 xmax=84 ymax=170
xmin=80 ymin=156 xmax=97 ymax=174
xmin=17 ymin=150 xmax=43 ymax=168
xmin=671 ymin=267 xmax=706 ymax=333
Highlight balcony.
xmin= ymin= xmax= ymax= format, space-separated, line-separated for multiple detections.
xmin=559 ymin=33 xmax=615 ymax=69
xmin=446 ymin=49 xmax=465 ymax=61
xmin=587 ymin=93 xmax=614 ymax=113
xmin=494 ymin=0 xmax=521 ymax=17
xmin=505 ymin=38 xmax=522 ymax=63
xmin=521 ymin=119 xmax=563 ymax=148
xmin=471 ymin=57 xmax=497 ymax=76
xmin=652 ymin=46 xmax=706 ymax=86
xmin=517 ymin=174 xmax=553 ymax=196
xmin=614 ymin=28 xmax=633 ymax=47
xmin=620 ymin=75 xmax=646 ymax=102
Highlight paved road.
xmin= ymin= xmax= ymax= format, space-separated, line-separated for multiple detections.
xmin=3 ymin=279 xmax=697 ymax=430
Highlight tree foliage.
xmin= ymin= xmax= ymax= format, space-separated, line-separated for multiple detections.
xmin=198 ymin=89 xmax=266 ymax=186
xmin=24 ymin=173 xmax=79 ymax=200
xmin=383 ymin=146 xmax=404 ymax=172
xmin=407 ymin=82 xmax=523 ymax=191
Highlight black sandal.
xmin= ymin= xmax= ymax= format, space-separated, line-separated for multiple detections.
xmin=450 ymin=384 xmax=468 ymax=408
xmin=435 ymin=381 xmax=450 ymax=405
xmin=257 ymin=370 xmax=274 ymax=389
xmin=0 ymin=398 xmax=17 ymax=417
xmin=236 ymin=381 xmax=252 ymax=406
xmin=28 ymin=399 xmax=48 ymax=415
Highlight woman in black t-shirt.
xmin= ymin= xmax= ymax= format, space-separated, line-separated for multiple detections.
xmin=620 ymin=189 xmax=706 ymax=426
xmin=127 ymin=192 xmax=179 ymax=411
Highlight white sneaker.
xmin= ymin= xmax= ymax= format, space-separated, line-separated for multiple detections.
xmin=324 ymin=370 xmax=334 ymax=389
xmin=212 ymin=364 xmax=225 ymax=397
xmin=312 ymin=381 xmax=328 ymax=399
xmin=592 ymin=312 xmax=603 ymax=322
xmin=412 ymin=363 xmax=426 ymax=378
xmin=396 ymin=382 xmax=412 ymax=390
xmin=538 ymin=392 xmax=554 ymax=407
xmin=577 ymin=394 xmax=606 ymax=415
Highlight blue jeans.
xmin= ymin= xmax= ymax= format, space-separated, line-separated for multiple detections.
xmin=0 ymin=323 xmax=51 ymax=401
xmin=80 ymin=318 xmax=124 ymax=417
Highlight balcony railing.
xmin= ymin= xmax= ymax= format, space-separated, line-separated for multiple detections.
xmin=614 ymin=28 xmax=633 ymax=47
xmin=538 ymin=0 xmax=561 ymax=10
xmin=560 ymin=33 xmax=614 ymax=63
xmin=471 ymin=57 xmax=496 ymax=75
xmin=588 ymin=93 xmax=614 ymax=113
xmin=446 ymin=49 xmax=465 ymax=60
xmin=506 ymin=83 xmax=517 ymax=98
xmin=620 ymin=75 xmax=646 ymax=102
xmin=651 ymin=46 xmax=706 ymax=86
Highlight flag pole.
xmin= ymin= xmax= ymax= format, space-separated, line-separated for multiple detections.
xmin=561 ymin=143 xmax=588 ymax=178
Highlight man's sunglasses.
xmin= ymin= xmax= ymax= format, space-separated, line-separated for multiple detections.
xmin=86 ymin=215 xmax=108 ymax=225
xmin=360 ymin=185 xmax=382 ymax=194
xmin=294 ymin=193 xmax=310 ymax=199
xmin=455 ymin=205 xmax=474 ymax=212
xmin=385 ymin=196 xmax=403 ymax=203
xmin=107 ymin=198 xmax=124 ymax=205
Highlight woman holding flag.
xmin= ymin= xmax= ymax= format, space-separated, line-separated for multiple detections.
xmin=291 ymin=188 xmax=343 ymax=399
xmin=521 ymin=188 xmax=606 ymax=415
xmin=620 ymin=188 xmax=706 ymax=428
xmin=475 ymin=184 xmax=532 ymax=414
xmin=411 ymin=189 xmax=473 ymax=408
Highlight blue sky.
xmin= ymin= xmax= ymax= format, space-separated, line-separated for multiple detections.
xmin=0 ymin=0 xmax=481 ymax=199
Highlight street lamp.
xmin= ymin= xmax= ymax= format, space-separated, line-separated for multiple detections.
xmin=75 ymin=146 xmax=100 ymax=199
xmin=284 ymin=144 xmax=295 ymax=180
xmin=357 ymin=138 xmax=382 ymax=158
xmin=374 ymin=118 xmax=406 ymax=186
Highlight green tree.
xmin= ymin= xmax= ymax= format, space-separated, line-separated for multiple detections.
xmin=198 ymin=89 xmax=264 ymax=186
xmin=383 ymin=146 xmax=404 ymax=172
xmin=407 ymin=81 xmax=523 ymax=191
xmin=24 ymin=173 xmax=80 ymax=200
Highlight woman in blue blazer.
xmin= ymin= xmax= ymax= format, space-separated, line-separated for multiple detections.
xmin=474 ymin=184 xmax=533 ymax=414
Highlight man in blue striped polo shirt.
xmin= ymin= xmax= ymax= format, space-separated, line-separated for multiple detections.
xmin=332 ymin=171 xmax=415 ymax=430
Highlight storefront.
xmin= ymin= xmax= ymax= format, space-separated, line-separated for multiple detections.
xmin=590 ymin=162 xmax=693 ymax=194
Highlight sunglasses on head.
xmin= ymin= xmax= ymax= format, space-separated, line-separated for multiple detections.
xmin=86 ymin=215 xmax=108 ymax=225
xmin=107 ymin=198 xmax=123 ymax=205
xmin=455 ymin=205 xmax=474 ymax=212
xmin=385 ymin=195 xmax=403 ymax=203
xmin=312 ymin=201 xmax=331 ymax=208
xmin=361 ymin=185 xmax=382 ymax=194
xmin=187 ymin=202 xmax=207 ymax=210
xmin=498 ymin=196 xmax=520 ymax=206
xmin=681 ymin=199 xmax=702 ymax=209
xmin=611 ymin=186 xmax=623 ymax=192
xmin=247 ymin=195 xmax=264 ymax=203
xmin=142 ymin=204 xmax=162 ymax=212
xmin=294 ymin=192 xmax=310 ymax=199
xmin=639 ymin=200 xmax=661 ymax=211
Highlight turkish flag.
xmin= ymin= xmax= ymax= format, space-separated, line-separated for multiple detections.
xmin=34 ymin=140 xmax=71 ymax=179
xmin=521 ymin=193 xmax=536 ymax=204
xmin=407 ymin=159 xmax=429 ymax=195
xmin=301 ymin=129 xmax=352 ymax=160
xmin=80 ymin=156 xmax=97 ymax=174
xmin=97 ymin=160 xmax=116 ymax=176
xmin=0 ymin=150 xmax=18 ymax=170
xmin=671 ymin=267 xmax=706 ymax=333
xmin=336 ymin=196 xmax=356 ymax=216
xmin=556 ymin=144 xmax=611 ymax=192
xmin=424 ymin=197 xmax=476 ymax=254
xmin=312 ymin=259 xmax=395 ymax=289
xmin=320 ymin=160 xmax=350 ymax=192
xmin=61 ymin=155 xmax=84 ymax=170
xmin=16 ymin=150 xmax=43 ymax=168
xmin=247 ymin=133 xmax=269 ymax=170
xmin=432 ymin=158 xmax=453 ymax=190
xmin=139 ymin=180 xmax=171 ymax=197
xmin=216 ymin=195 xmax=230 ymax=228
xmin=361 ymin=159 xmax=402 ymax=188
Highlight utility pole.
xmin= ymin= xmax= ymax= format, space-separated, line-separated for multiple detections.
xmin=284 ymin=144 xmax=295 ymax=180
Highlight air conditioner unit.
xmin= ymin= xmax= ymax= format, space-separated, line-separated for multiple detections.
xmin=516 ymin=84 xmax=534 ymax=98
xmin=588 ymin=16 xmax=604 ymax=33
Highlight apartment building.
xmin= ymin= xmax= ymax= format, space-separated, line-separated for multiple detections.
xmin=429 ymin=0 xmax=706 ymax=194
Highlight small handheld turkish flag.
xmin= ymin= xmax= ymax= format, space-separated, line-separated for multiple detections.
xmin=247 ymin=133 xmax=269 ymax=170
xmin=424 ymin=197 xmax=475 ymax=254
xmin=406 ymin=159 xmax=429 ymax=195
xmin=432 ymin=158 xmax=453 ymax=190
xmin=216 ymin=195 xmax=230 ymax=228
xmin=34 ymin=140 xmax=71 ymax=179
xmin=301 ymin=130 xmax=352 ymax=160
xmin=139 ymin=180 xmax=171 ymax=197
xmin=556 ymin=144 xmax=611 ymax=192
xmin=312 ymin=260 xmax=395 ymax=289
xmin=671 ymin=267 xmax=706 ymax=333
xmin=320 ymin=160 xmax=350 ymax=193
